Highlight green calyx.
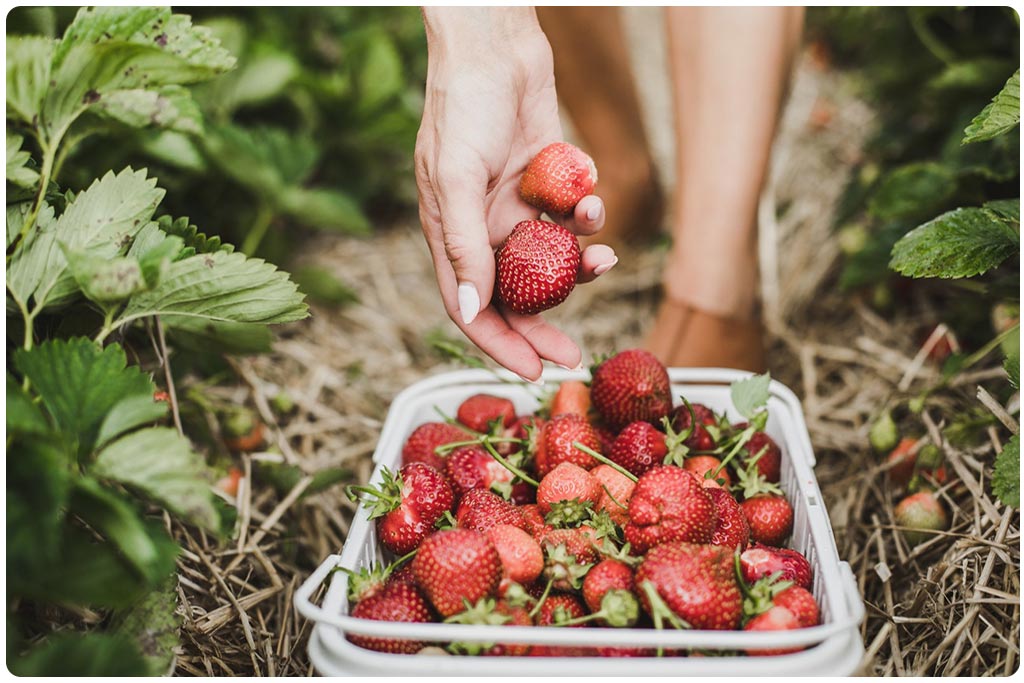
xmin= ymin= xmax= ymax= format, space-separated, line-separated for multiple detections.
xmin=543 ymin=542 xmax=594 ymax=591
xmin=661 ymin=399 xmax=697 ymax=467
xmin=344 ymin=465 xmax=403 ymax=519
xmin=555 ymin=590 xmax=640 ymax=628
xmin=444 ymin=597 xmax=511 ymax=655
xmin=639 ymin=580 xmax=691 ymax=631
xmin=732 ymin=447 xmax=783 ymax=499
xmin=544 ymin=499 xmax=594 ymax=528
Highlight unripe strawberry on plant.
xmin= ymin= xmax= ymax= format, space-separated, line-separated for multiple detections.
xmin=894 ymin=491 xmax=948 ymax=545
xmin=495 ymin=219 xmax=581 ymax=315
xmin=885 ymin=437 xmax=920 ymax=489
xmin=519 ymin=142 xmax=598 ymax=215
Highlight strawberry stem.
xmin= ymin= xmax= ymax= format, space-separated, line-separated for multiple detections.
xmin=436 ymin=436 xmax=525 ymax=455
xmin=481 ymin=439 xmax=540 ymax=487
xmin=572 ymin=441 xmax=638 ymax=483
xmin=710 ymin=425 xmax=757 ymax=480
xmin=528 ymin=577 xmax=555 ymax=620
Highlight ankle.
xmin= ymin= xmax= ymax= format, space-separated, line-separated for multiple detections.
xmin=662 ymin=248 xmax=760 ymax=320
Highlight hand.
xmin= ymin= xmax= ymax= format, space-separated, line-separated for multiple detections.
xmin=415 ymin=8 xmax=618 ymax=382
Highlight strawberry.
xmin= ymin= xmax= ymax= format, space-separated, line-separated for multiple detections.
xmin=707 ymin=487 xmax=750 ymax=550
xmin=533 ymin=593 xmax=588 ymax=627
xmin=486 ymin=524 xmax=545 ymax=588
xmin=609 ymin=421 xmax=667 ymax=477
xmin=739 ymin=543 xmax=813 ymax=590
xmin=348 ymin=581 xmax=434 ymax=654
xmin=444 ymin=445 xmax=514 ymax=500
xmin=534 ymin=413 xmax=603 ymax=477
xmin=215 ymin=466 xmax=243 ymax=497
xmin=773 ymin=585 xmax=819 ymax=628
xmin=446 ymin=598 xmax=534 ymax=656
xmin=894 ymin=491 xmax=948 ymax=545
xmin=495 ymin=219 xmax=581 ymax=315
xmin=591 ymin=463 xmax=635 ymax=527
xmin=519 ymin=503 xmax=552 ymax=541
xmin=582 ymin=558 xmax=635 ymax=614
xmin=736 ymin=429 xmax=782 ymax=483
xmin=670 ymin=402 xmax=719 ymax=451
xmin=636 ymin=542 xmax=743 ymax=631
xmin=456 ymin=394 xmax=516 ymax=434
xmin=743 ymin=605 xmax=802 ymax=656
xmin=595 ymin=646 xmax=658 ymax=657
xmin=590 ymin=349 xmax=673 ymax=431
xmin=536 ymin=462 xmax=602 ymax=523
xmin=541 ymin=527 xmax=598 ymax=591
xmin=549 ymin=380 xmax=591 ymax=419
xmin=346 ymin=463 xmax=453 ymax=554
xmin=519 ymin=141 xmax=598 ymax=216
xmin=741 ymin=494 xmax=794 ymax=547
xmin=401 ymin=422 xmax=467 ymax=471
xmin=412 ymin=528 xmax=502 ymax=617
xmin=885 ymin=437 xmax=919 ymax=489
xmin=623 ymin=466 xmax=717 ymax=554
xmin=684 ymin=455 xmax=731 ymax=488
xmin=456 ymin=488 xmax=527 ymax=533
xmin=593 ymin=422 xmax=618 ymax=455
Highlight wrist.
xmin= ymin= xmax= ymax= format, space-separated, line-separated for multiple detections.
xmin=423 ymin=7 xmax=542 ymax=60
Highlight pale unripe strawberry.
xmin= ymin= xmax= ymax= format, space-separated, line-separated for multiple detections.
xmin=495 ymin=220 xmax=581 ymax=315
xmin=519 ymin=142 xmax=598 ymax=215
xmin=894 ymin=491 xmax=948 ymax=545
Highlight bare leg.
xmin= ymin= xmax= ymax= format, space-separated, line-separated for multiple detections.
xmin=537 ymin=6 xmax=664 ymax=248
xmin=646 ymin=6 xmax=804 ymax=371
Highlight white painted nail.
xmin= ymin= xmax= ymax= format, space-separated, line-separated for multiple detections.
xmin=457 ymin=283 xmax=480 ymax=325
xmin=586 ymin=201 xmax=602 ymax=222
xmin=516 ymin=373 xmax=545 ymax=386
xmin=556 ymin=362 xmax=585 ymax=372
xmin=593 ymin=256 xmax=619 ymax=276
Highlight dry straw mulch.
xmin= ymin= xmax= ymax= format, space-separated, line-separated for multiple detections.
xmin=169 ymin=52 xmax=1020 ymax=676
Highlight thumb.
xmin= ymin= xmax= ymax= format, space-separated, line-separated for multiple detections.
xmin=437 ymin=184 xmax=495 ymax=326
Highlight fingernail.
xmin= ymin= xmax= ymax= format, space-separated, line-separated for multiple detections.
xmin=556 ymin=362 xmax=585 ymax=371
xmin=586 ymin=201 xmax=602 ymax=222
xmin=593 ymin=256 xmax=618 ymax=276
xmin=458 ymin=283 xmax=480 ymax=325
xmin=516 ymin=373 xmax=545 ymax=386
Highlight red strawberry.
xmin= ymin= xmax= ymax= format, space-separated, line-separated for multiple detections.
xmin=624 ymin=466 xmax=717 ymax=554
xmin=534 ymin=593 xmax=588 ymax=627
xmin=596 ymin=646 xmax=658 ymax=657
xmin=347 ymin=463 xmax=453 ymax=555
xmin=536 ymin=462 xmax=602 ymax=522
xmin=894 ymin=491 xmax=948 ymax=545
xmin=684 ymin=455 xmax=732 ymax=488
xmin=591 ymin=464 xmax=635 ymax=527
xmin=486 ymin=524 xmax=545 ymax=588
xmin=529 ymin=645 xmax=597 ymax=657
xmin=636 ymin=542 xmax=742 ymax=631
xmin=885 ymin=437 xmax=919 ymax=489
xmin=519 ymin=503 xmax=552 ymax=541
xmin=348 ymin=581 xmax=434 ymax=654
xmin=593 ymin=423 xmax=618 ymax=455
xmin=550 ymin=380 xmax=591 ymax=418
xmin=609 ymin=421 xmax=667 ymax=477
xmin=773 ymin=585 xmax=819 ymax=628
xmin=534 ymin=413 xmax=603 ymax=477
xmin=743 ymin=605 xmax=802 ymax=656
xmin=456 ymin=394 xmax=516 ymax=433
xmin=582 ymin=559 xmax=635 ymax=614
xmin=444 ymin=445 xmax=514 ymax=500
xmin=671 ymin=402 xmax=719 ymax=451
xmin=519 ymin=142 xmax=598 ymax=215
xmin=590 ymin=350 xmax=673 ymax=431
xmin=412 ymin=528 xmax=502 ymax=617
xmin=739 ymin=543 xmax=813 ymax=590
xmin=495 ymin=219 xmax=581 ymax=315
xmin=707 ymin=487 xmax=750 ymax=550
xmin=737 ymin=430 xmax=782 ymax=483
xmin=741 ymin=494 xmax=794 ymax=547
xmin=541 ymin=527 xmax=598 ymax=591
xmin=455 ymin=488 xmax=526 ymax=533
xmin=445 ymin=598 xmax=533 ymax=656
xmin=401 ymin=422 xmax=467 ymax=471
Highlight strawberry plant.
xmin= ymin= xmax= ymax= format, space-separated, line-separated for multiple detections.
xmin=7 ymin=8 xmax=307 ymax=675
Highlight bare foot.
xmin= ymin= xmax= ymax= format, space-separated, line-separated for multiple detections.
xmin=644 ymin=299 xmax=765 ymax=372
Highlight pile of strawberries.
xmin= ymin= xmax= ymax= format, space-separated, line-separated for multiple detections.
xmin=343 ymin=349 xmax=824 ymax=658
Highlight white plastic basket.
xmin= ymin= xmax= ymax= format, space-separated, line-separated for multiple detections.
xmin=297 ymin=368 xmax=866 ymax=676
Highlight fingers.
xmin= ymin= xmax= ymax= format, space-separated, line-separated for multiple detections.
xmin=552 ymin=194 xmax=606 ymax=236
xmin=504 ymin=309 xmax=583 ymax=371
xmin=577 ymin=243 xmax=619 ymax=284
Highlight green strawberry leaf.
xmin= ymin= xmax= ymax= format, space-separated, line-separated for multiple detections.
xmin=6 ymin=131 xmax=39 ymax=188
xmin=91 ymin=426 xmax=220 ymax=532
xmin=5 ymin=35 xmax=55 ymax=125
xmin=6 ymin=373 xmax=51 ymax=436
xmin=963 ymin=70 xmax=1020 ymax=144
xmin=992 ymin=435 xmax=1019 ymax=508
xmin=109 ymin=575 xmax=181 ymax=676
xmin=889 ymin=206 xmax=1020 ymax=280
xmin=10 ymin=633 xmax=148 ymax=677
xmin=95 ymin=394 xmax=169 ymax=449
xmin=89 ymin=84 xmax=204 ymax=135
xmin=868 ymin=162 xmax=957 ymax=222
xmin=730 ymin=372 xmax=772 ymax=421
xmin=13 ymin=338 xmax=156 ymax=460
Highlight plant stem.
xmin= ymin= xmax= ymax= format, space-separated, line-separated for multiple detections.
xmin=959 ymin=323 xmax=1019 ymax=373
xmin=241 ymin=202 xmax=275 ymax=256
xmin=481 ymin=439 xmax=539 ymax=487
xmin=572 ymin=441 xmax=638 ymax=483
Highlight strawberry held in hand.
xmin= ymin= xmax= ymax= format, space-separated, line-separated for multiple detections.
xmin=495 ymin=219 xmax=581 ymax=315
xmin=519 ymin=141 xmax=598 ymax=215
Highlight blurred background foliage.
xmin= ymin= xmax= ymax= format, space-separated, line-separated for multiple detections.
xmin=7 ymin=6 xmax=427 ymax=304
xmin=805 ymin=6 xmax=1019 ymax=350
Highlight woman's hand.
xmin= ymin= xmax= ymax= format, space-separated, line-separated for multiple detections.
xmin=415 ymin=7 xmax=617 ymax=381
